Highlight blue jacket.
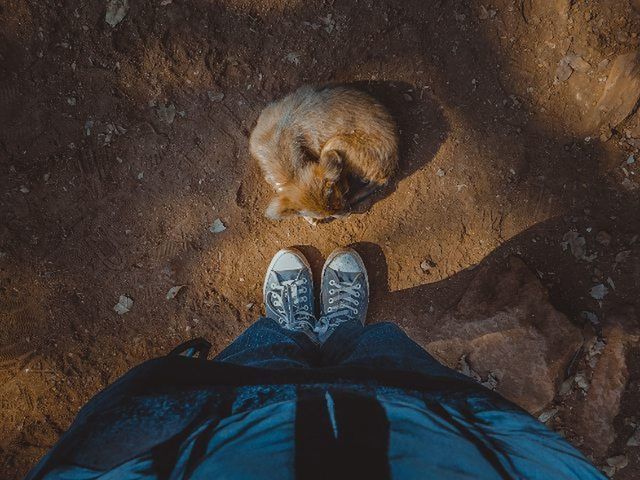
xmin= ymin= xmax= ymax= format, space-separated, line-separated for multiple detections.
xmin=27 ymin=354 xmax=605 ymax=479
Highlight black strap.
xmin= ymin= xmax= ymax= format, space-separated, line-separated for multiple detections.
xmin=295 ymin=388 xmax=391 ymax=480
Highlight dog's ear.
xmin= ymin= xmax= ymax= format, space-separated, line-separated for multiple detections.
xmin=320 ymin=150 xmax=343 ymax=183
xmin=266 ymin=195 xmax=298 ymax=219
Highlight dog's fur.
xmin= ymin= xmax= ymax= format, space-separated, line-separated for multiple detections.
xmin=249 ymin=85 xmax=398 ymax=223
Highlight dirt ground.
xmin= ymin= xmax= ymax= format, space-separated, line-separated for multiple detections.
xmin=1 ymin=0 xmax=640 ymax=477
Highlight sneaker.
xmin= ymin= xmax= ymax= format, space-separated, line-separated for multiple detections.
xmin=315 ymin=247 xmax=369 ymax=343
xmin=263 ymin=248 xmax=317 ymax=341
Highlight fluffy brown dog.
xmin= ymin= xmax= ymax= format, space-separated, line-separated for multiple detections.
xmin=249 ymin=85 xmax=398 ymax=224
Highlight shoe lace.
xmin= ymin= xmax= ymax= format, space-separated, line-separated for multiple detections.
xmin=314 ymin=277 xmax=362 ymax=336
xmin=266 ymin=273 xmax=316 ymax=332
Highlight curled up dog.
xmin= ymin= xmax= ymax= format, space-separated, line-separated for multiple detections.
xmin=249 ymin=85 xmax=399 ymax=225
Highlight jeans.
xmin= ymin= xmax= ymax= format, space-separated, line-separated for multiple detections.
xmin=214 ymin=317 xmax=465 ymax=381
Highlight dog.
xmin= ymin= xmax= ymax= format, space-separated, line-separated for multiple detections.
xmin=249 ymin=85 xmax=398 ymax=224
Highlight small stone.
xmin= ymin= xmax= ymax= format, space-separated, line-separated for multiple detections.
xmin=105 ymin=0 xmax=129 ymax=27
xmin=84 ymin=119 xmax=94 ymax=136
xmin=19 ymin=185 xmax=29 ymax=194
xmin=420 ymin=258 xmax=436 ymax=272
xmin=575 ymin=372 xmax=590 ymax=392
xmin=589 ymin=284 xmax=608 ymax=300
xmin=157 ymin=103 xmax=176 ymax=124
xmin=607 ymin=277 xmax=616 ymax=290
xmin=538 ymin=408 xmax=559 ymax=423
xmin=246 ymin=303 xmax=254 ymax=310
xmin=67 ymin=97 xmax=76 ymax=106
xmin=580 ymin=310 xmax=600 ymax=326
xmin=166 ymin=285 xmax=185 ymax=300
xmin=137 ymin=172 xmax=144 ymax=180
xmin=402 ymin=93 xmax=413 ymax=102
xmin=43 ymin=172 xmax=50 ymax=182
xmin=113 ymin=295 xmax=133 ymax=315
xmin=628 ymin=154 xmax=636 ymax=165
xmin=285 ymin=52 xmax=300 ymax=65
xmin=606 ymin=454 xmax=628 ymax=470
xmin=562 ymin=231 xmax=587 ymax=259
xmin=478 ymin=5 xmax=497 ymax=19
xmin=627 ymin=427 xmax=640 ymax=446
xmin=209 ymin=218 xmax=226 ymax=233
xmin=559 ymin=377 xmax=574 ymax=396
xmin=436 ymin=168 xmax=445 ymax=177
xmin=207 ymin=91 xmax=225 ymax=102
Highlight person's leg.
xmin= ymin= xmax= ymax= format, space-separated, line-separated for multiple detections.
xmin=214 ymin=316 xmax=319 ymax=368
xmin=316 ymin=248 xmax=468 ymax=381
xmin=321 ymin=320 xmax=463 ymax=379
xmin=214 ymin=248 xmax=320 ymax=369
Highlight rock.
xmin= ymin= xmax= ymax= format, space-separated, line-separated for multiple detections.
xmin=207 ymin=91 xmax=225 ymax=102
xmin=285 ymin=52 xmax=300 ymax=65
xmin=574 ymin=372 xmax=590 ymax=392
xmin=19 ymin=185 xmax=29 ymax=194
xmin=478 ymin=5 xmax=497 ymax=19
xmin=538 ymin=408 xmax=558 ymax=423
xmin=209 ymin=218 xmax=226 ymax=233
xmin=425 ymin=257 xmax=583 ymax=412
xmin=157 ymin=103 xmax=176 ymax=124
xmin=573 ymin=325 xmax=629 ymax=457
xmin=606 ymin=454 xmax=629 ymax=470
xmin=420 ymin=258 xmax=436 ymax=273
xmin=589 ymin=283 xmax=608 ymax=300
xmin=105 ymin=0 xmax=129 ymax=27
xmin=561 ymin=231 xmax=587 ymax=259
xmin=590 ymin=53 xmax=640 ymax=132
xmin=627 ymin=427 xmax=640 ymax=447
xmin=166 ymin=285 xmax=185 ymax=300
xmin=581 ymin=310 xmax=600 ymax=328
xmin=555 ymin=54 xmax=591 ymax=83
xmin=559 ymin=377 xmax=574 ymax=396
xmin=113 ymin=295 xmax=133 ymax=315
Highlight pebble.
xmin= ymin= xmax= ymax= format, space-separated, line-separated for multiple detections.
xmin=606 ymin=454 xmax=628 ymax=470
xmin=420 ymin=258 xmax=436 ymax=272
xmin=209 ymin=218 xmax=226 ymax=234
xmin=574 ymin=372 xmax=590 ymax=392
xmin=207 ymin=91 xmax=225 ymax=102
xmin=538 ymin=408 xmax=559 ymax=423
xmin=113 ymin=295 xmax=133 ymax=315
xmin=589 ymin=283 xmax=608 ymax=300
xmin=627 ymin=427 xmax=640 ymax=446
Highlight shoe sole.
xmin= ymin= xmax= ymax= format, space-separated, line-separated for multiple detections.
xmin=321 ymin=247 xmax=369 ymax=324
xmin=262 ymin=247 xmax=314 ymax=301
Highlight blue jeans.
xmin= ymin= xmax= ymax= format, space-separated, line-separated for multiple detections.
xmin=214 ymin=317 xmax=465 ymax=381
